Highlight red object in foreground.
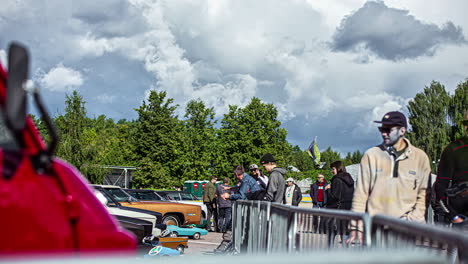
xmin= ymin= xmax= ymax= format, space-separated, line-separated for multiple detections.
xmin=0 ymin=64 xmax=136 ymax=255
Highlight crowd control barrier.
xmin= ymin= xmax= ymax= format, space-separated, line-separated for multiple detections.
xmin=231 ymin=200 xmax=468 ymax=263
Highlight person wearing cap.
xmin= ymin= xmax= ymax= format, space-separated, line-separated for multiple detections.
xmin=433 ymin=110 xmax=468 ymax=229
xmin=260 ymin=153 xmax=286 ymax=203
xmin=284 ymin=177 xmax=302 ymax=206
xmin=348 ymin=111 xmax=431 ymax=243
xmin=221 ymin=165 xmax=263 ymax=201
xmin=249 ymin=164 xmax=268 ymax=189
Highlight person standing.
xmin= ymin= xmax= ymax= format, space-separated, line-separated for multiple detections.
xmin=284 ymin=177 xmax=302 ymax=206
xmin=326 ymin=161 xmax=354 ymax=210
xmin=202 ymin=176 xmax=218 ymax=231
xmin=221 ymin=165 xmax=263 ymax=201
xmin=249 ymin=164 xmax=268 ymax=189
xmin=216 ymin=177 xmax=232 ymax=233
xmin=434 ymin=110 xmax=468 ymax=230
xmin=310 ymin=174 xmax=329 ymax=208
xmin=260 ymin=153 xmax=286 ymax=203
xmin=348 ymin=111 xmax=431 ymax=243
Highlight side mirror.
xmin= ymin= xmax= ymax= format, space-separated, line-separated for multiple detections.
xmin=5 ymin=42 xmax=29 ymax=147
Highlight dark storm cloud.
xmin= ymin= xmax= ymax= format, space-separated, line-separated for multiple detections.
xmin=331 ymin=1 xmax=467 ymax=61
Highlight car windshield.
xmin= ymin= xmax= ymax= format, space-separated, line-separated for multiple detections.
xmin=104 ymin=188 xmax=136 ymax=202
xmin=135 ymin=191 xmax=162 ymax=201
xmin=97 ymin=189 xmax=118 ymax=207
xmin=180 ymin=192 xmax=195 ymax=200
xmin=166 ymin=192 xmax=180 ymax=200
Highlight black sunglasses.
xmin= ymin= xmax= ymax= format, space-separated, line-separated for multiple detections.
xmin=378 ymin=126 xmax=399 ymax=133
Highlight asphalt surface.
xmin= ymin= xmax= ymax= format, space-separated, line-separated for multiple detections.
xmin=184 ymin=231 xmax=224 ymax=255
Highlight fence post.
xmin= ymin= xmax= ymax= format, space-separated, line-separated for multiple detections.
xmin=362 ymin=213 xmax=372 ymax=248
xmin=288 ymin=210 xmax=298 ymax=252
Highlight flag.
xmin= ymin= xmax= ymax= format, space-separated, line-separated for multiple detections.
xmin=308 ymin=137 xmax=324 ymax=168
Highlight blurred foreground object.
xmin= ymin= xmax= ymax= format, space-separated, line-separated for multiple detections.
xmin=0 ymin=42 xmax=136 ymax=256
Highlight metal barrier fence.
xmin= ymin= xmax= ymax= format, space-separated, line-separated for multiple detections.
xmin=232 ymin=201 xmax=371 ymax=253
xmin=231 ymin=200 xmax=468 ymax=263
xmin=371 ymin=214 xmax=468 ymax=263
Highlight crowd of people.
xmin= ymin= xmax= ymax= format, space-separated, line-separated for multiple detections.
xmin=201 ymin=110 xmax=468 ymax=235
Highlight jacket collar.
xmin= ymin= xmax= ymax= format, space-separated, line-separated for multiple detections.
xmin=378 ymin=138 xmax=414 ymax=160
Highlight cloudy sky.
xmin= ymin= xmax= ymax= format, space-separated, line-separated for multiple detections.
xmin=1 ymin=0 xmax=467 ymax=154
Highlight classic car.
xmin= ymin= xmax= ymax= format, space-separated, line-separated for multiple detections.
xmin=113 ymin=215 xmax=153 ymax=243
xmin=93 ymin=185 xmax=202 ymax=227
xmin=126 ymin=189 xmax=208 ymax=223
xmin=93 ymin=188 xmax=163 ymax=237
xmin=165 ymin=225 xmax=208 ymax=240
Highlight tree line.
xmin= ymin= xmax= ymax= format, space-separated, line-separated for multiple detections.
xmin=31 ymin=79 xmax=467 ymax=188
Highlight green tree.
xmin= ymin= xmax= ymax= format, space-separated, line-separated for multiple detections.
xmin=290 ymin=145 xmax=315 ymax=172
xmin=320 ymin=146 xmax=341 ymax=169
xmin=133 ymin=91 xmax=183 ymax=188
xmin=218 ymin=97 xmax=292 ymax=177
xmin=448 ymin=80 xmax=468 ymax=140
xmin=55 ymin=91 xmax=88 ymax=171
xmin=407 ymin=81 xmax=451 ymax=171
xmin=177 ymin=99 xmax=217 ymax=182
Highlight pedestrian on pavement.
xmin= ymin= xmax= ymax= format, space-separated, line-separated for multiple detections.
xmin=202 ymin=176 xmax=218 ymax=231
xmin=310 ymin=173 xmax=329 ymax=232
xmin=434 ymin=110 xmax=468 ymax=231
xmin=260 ymin=153 xmax=286 ymax=203
xmin=326 ymin=161 xmax=354 ymax=210
xmin=348 ymin=111 xmax=431 ymax=243
xmin=310 ymin=173 xmax=328 ymax=208
xmin=249 ymin=164 xmax=268 ymax=189
xmin=221 ymin=165 xmax=263 ymax=201
xmin=284 ymin=177 xmax=302 ymax=206
xmin=325 ymin=160 xmax=354 ymax=240
xmin=217 ymin=177 xmax=232 ymax=232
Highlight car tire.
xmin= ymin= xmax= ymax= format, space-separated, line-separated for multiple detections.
xmin=176 ymin=245 xmax=185 ymax=254
xmin=163 ymin=215 xmax=180 ymax=226
xmin=192 ymin=232 xmax=201 ymax=240
xmin=170 ymin=232 xmax=178 ymax=238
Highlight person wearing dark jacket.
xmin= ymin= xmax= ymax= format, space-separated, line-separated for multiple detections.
xmin=326 ymin=161 xmax=355 ymax=210
xmin=325 ymin=160 xmax=355 ymax=240
xmin=203 ymin=176 xmax=218 ymax=231
xmin=434 ymin=110 xmax=468 ymax=230
xmin=284 ymin=177 xmax=302 ymax=206
xmin=310 ymin=174 xmax=329 ymax=208
xmin=260 ymin=154 xmax=286 ymax=203
xmin=217 ymin=178 xmax=232 ymax=232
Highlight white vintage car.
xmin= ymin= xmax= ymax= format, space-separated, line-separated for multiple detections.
xmin=94 ymin=188 xmax=163 ymax=237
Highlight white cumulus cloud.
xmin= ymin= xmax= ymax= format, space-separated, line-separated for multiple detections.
xmin=38 ymin=64 xmax=84 ymax=92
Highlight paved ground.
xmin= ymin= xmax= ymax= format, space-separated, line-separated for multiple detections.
xmin=184 ymin=231 xmax=224 ymax=255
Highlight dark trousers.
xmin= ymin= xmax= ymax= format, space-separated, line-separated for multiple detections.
xmin=218 ymin=207 xmax=232 ymax=232
xmin=205 ymin=202 xmax=218 ymax=231
xmin=313 ymin=202 xmax=324 ymax=232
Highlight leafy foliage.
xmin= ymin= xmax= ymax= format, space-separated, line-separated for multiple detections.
xmin=45 ymin=78 xmax=466 ymax=188
xmin=407 ymin=81 xmax=467 ymax=171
